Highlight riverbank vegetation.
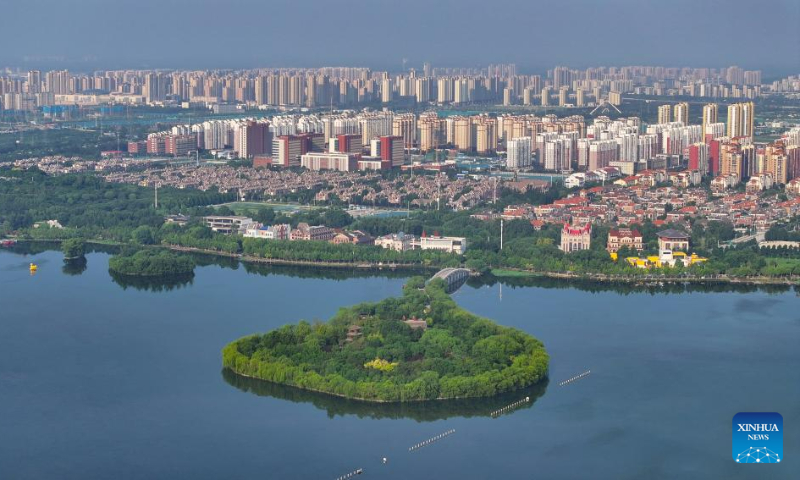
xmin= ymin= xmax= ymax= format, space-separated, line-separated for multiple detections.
xmin=0 ymin=168 xmax=234 ymax=238
xmin=108 ymin=249 xmax=195 ymax=277
xmin=222 ymin=278 xmax=549 ymax=402
xmin=3 ymin=168 xmax=800 ymax=281
xmin=61 ymin=237 xmax=86 ymax=259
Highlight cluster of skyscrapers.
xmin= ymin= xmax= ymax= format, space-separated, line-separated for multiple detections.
xmin=1 ymin=64 xmax=798 ymax=112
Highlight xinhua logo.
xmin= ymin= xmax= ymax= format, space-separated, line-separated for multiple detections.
xmin=732 ymin=412 xmax=783 ymax=463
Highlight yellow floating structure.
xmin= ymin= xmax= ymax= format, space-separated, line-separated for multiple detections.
xmin=624 ymin=250 xmax=707 ymax=269
xmin=29 ymin=263 xmax=38 ymax=273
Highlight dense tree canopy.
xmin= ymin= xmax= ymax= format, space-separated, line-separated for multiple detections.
xmin=223 ymin=279 xmax=549 ymax=402
xmin=61 ymin=238 xmax=86 ymax=259
xmin=0 ymin=169 xmax=234 ymax=241
xmin=4 ymin=167 xmax=799 ymax=280
xmin=108 ymin=249 xmax=195 ymax=277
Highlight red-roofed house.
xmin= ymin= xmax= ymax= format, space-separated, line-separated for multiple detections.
xmin=607 ymin=228 xmax=643 ymax=252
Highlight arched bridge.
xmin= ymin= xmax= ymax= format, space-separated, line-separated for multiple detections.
xmin=429 ymin=268 xmax=471 ymax=293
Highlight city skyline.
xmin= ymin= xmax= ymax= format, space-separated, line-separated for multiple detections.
xmin=2 ymin=0 xmax=798 ymax=74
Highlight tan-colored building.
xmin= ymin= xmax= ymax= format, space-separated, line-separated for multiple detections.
xmin=474 ymin=117 xmax=497 ymax=154
xmin=453 ymin=116 xmax=473 ymax=151
xmin=657 ymin=104 xmax=672 ymax=124
xmin=727 ymin=102 xmax=755 ymax=138
xmin=419 ymin=114 xmax=444 ymax=152
xmin=764 ymin=143 xmax=789 ymax=184
xmin=392 ymin=113 xmax=417 ymax=149
xmin=291 ymin=223 xmax=334 ymax=241
xmin=657 ymin=229 xmax=690 ymax=252
xmin=673 ymin=102 xmax=689 ymax=125
xmin=607 ymin=228 xmax=643 ymax=252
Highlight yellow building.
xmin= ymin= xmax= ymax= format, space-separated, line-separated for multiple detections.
xmin=624 ymin=252 xmax=707 ymax=269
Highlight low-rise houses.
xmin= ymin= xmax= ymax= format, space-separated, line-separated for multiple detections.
xmin=244 ymin=223 xmax=291 ymax=240
xmin=331 ymin=230 xmax=373 ymax=245
xmin=374 ymin=233 xmax=415 ymax=252
xmin=416 ymin=233 xmax=467 ymax=254
xmin=711 ymin=174 xmax=741 ymax=192
xmin=291 ymin=223 xmax=335 ymax=241
xmin=607 ymin=228 xmax=643 ymax=252
xmin=746 ymin=173 xmax=774 ymax=192
xmin=657 ymin=229 xmax=690 ymax=251
xmin=204 ymin=215 xmax=255 ymax=234
xmin=374 ymin=232 xmax=467 ymax=254
xmin=402 ymin=316 xmax=428 ymax=330
xmin=560 ymin=223 xmax=592 ymax=252
xmin=669 ymin=170 xmax=702 ymax=187
xmin=786 ymin=178 xmax=800 ymax=196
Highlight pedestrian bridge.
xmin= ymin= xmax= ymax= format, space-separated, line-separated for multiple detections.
xmin=429 ymin=268 xmax=471 ymax=293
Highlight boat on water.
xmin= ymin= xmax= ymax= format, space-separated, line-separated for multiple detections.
xmin=29 ymin=263 xmax=38 ymax=273
xmin=1 ymin=239 xmax=16 ymax=247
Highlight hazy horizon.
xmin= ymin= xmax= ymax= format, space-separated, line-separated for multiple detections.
xmin=2 ymin=0 xmax=798 ymax=75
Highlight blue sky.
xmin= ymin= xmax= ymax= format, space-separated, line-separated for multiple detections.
xmin=2 ymin=0 xmax=798 ymax=74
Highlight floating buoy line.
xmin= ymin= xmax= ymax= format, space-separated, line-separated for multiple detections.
xmin=408 ymin=429 xmax=456 ymax=452
xmin=335 ymin=467 xmax=363 ymax=479
xmin=559 ymin=370 xmax=591 ymax=387
xmin=333 ymin=369 xmax=593 ymax=476
xmin=490 ymin=396 xmax=531 ymax=417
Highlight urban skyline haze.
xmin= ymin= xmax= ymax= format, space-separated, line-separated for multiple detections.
xmin=2 ymin=0 xmax=798 ymax=74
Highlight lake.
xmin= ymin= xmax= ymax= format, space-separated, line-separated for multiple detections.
xmin=0 ymin=248 xmax=797 ymax=479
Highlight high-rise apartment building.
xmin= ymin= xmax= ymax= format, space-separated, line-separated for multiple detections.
xmin=673 ymin=102 xmax=689 ymax=125
xmin=727 ymin=102 xmax=755 ymax=138
xmin=379 ymin=135 xmax=405 ymax=167
xmin=418 ymin=115 xmax=444 ymax=152
xmin=657 ymin=105 xmax=672 ymax=124
xmin=238 ymin=121 xmax=271 ymax=159
xmin=453 ymin=117 xmax=474 ymax=151
xmin=702 ymin=103 xmax=718 ymax=139
xmin=506 ymin=137 xmax=532 ymax=169
xmin=381 ymin=78 xmax=393 ymax=103
xmin=392 ymin=114 xmax=417 ymax=149
xmin=475 ymin=117 xmax=497 ymax=154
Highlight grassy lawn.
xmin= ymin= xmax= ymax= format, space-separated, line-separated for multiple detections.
xmin=766 ymin=258 xmax=800 ymax=269
xmin=214 ymin=201 xmax=320 ymax=216
xmin=490 ymin=268 xmax=539 ymax=278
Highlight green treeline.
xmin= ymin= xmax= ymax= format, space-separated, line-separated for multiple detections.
xmin=61 ymin=237 xmax=86 ymax=259
xmin=108 ymin=249 xmax=195 ymax=277
xmin=4 ymin=168 xmax=800 ymax=279
xmin=222 ymin=278 xmax=549 ymax=402
xmin=0 ymin=168 xmax=235 ymax=239
xmin=241 ymin=238 xmax=461 ymax=266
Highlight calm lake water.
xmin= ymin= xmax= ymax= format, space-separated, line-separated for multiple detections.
xmin=1 ymin=248 xmax=798 ymax=479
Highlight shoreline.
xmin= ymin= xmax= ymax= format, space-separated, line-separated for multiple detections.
xmin=489 ymin=267 xmax=800 ymax=287
xmin=7 ymin=237 xmax=799 ymax=287
xmin=165 ymin=244 xmax=432 ymax=271
xmin=223 ymin=368 xmax=525 ymax=404
xmin=157 ymin=245 xmax=800 ymax=287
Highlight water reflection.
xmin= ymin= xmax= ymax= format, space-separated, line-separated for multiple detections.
xmin=473 ymin=275 xmax=796 ymax=296
xmin=62 ymin=257 xmax=87 ymax=276
xmin=2 ymin=241 xmax=60 ymax=256
xmin=109 ymin=271 xmax=194 ymax=292
xmin=4 ymin=242 xmax=795 ymax=296
xmin=241 ymin=262 xmax=427 ymax=282
xmin=222 ymin=368 xmax=549 ymax=422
